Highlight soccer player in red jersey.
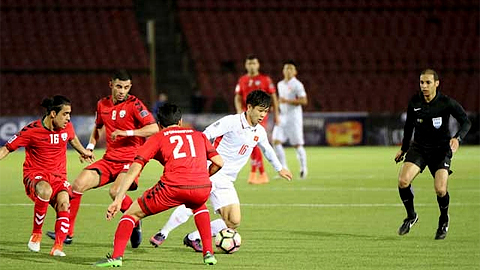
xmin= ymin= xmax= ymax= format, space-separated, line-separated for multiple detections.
xmin=0 ymin=95 xmax=93 ymax=256
xmin=46 ymin=70 xmax=159 ymax=247
xmin=95 ymin=103 xmax=223 ymax=267
xmin=234 ymin=55 xmax=279 ymax=184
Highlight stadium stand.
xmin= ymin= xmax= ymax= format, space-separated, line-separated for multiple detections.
xmin=0 ymin=0 xmax=150 ymax=116
xmin=176 ymin=0 xmax=479 ymax=112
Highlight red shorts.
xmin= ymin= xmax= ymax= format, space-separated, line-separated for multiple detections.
xmin=23 ymin=172 xmax=72 ymax=206
xmin=137 ymin=182 xmax=211 ymax=216
xmin=85 ymin=159 xmax=139 ymax=190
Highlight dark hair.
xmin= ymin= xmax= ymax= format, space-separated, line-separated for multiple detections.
xmin=420 ymin=69 xmax=439 ymax=81
xmin=246 ymin=54 xmax=258 ymax=61
xmin=246 ymin=90 xmax=271 ymax=108
xmin=157 ymin=103 xmax=182 ymax=127
xmin=283 ymin=59 xmax=297 ymax=67
xmin=111 ymin=69 xmax=132 ymax=81
xmin=41 ymin=95 xmax=71 ymax=114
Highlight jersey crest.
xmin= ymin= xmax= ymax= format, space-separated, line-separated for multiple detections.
xmin=432 ymin=117 xmax=442 ymax=129
xmin=61 ymin=132 xmax=68 ymax=141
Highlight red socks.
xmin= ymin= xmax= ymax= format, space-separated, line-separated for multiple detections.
xmin=193 ymin=206 xmax=213 ymax=256
xmin=33 ymin=196 xmax=49 ymax=234
xmin=54 ymin=210 xmax=70 ymax=246
xmin=68 ymin=190 xmax=83 ymax=236
xmin=112 ymin=215 xmax=136 ymax=258
xmin=250 ymin=146 xmax=265 ymax=173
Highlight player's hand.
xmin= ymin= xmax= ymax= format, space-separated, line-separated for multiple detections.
xmin=450 ymin=138 xmax=459 ymax=153
xmin=394 ymin=150 xmax=405 ymax=163
xmin=110 ymin=129 xmax=124 ymax=141
xmin=106 ymin=200 xmax=122 ymax=220
xmin=79 ymin=149 xmax=95 ymax=164
xmin=278 ymin=168 xmax=293 ymax=181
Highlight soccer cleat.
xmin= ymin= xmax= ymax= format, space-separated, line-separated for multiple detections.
xmin=149 ymin=231 xmax=166 ymax=248
xmin=398 ymin=213 xmax=419 ymax=235
xmin=183 ymin=234 xmax=203 ymax=252
xmin=435 ymin=215 xmax=449 ymax=240
xmin=247 ymin=172 xmax=258 ymax=184
xmin=50 ymin=244 xmax=66 ymax=257
xmin=28 ymin=233 xmax=42 ymax=252
xmin=130 ymin=220 xmax=142 ymax=248
xmin=203 ymin=251 xmax=217 ymax=265
xmin=300 ymin=169 xmax=308 ymax=179
xmin=46 ymin=231 xmax=73 ymax=244
xmin=95 ymin=254 xmax=122 ymax=267
xmin=257 ymin=172 xmax=269 ymax=184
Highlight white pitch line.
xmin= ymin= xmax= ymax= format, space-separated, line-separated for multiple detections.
xmin=0 ymin=203 xmax=479 ymax=208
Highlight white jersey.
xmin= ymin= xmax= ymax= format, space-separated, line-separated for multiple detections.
xmin=277 ymin=77 xmax=306 ymax=120
xmin=203 ymin=112 xmax=283 ymax=180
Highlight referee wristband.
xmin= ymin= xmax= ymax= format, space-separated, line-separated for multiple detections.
xmin=86 ymin=143 xmax=95 ymax=150
xmin=126 ymin=130 xmax=134 ymax=136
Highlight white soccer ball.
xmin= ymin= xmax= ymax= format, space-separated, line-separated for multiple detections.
xmin=215 ymin=228 xmax=241 ymax=254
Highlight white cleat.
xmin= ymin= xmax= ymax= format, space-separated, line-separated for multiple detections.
xmin=51 ymin=249 xmax=66 ymax=257
xmin=28 ymin=234 xmax=41 ymax=252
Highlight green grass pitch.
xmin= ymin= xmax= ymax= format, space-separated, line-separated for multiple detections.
xmin=0 ymin=146 xmax=479 ymax=269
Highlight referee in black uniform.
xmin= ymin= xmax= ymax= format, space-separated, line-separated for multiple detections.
xmin=394 ymin=69 xmax=471 ymax=240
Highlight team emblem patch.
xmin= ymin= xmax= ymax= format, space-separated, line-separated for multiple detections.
xmin=253 ymin=136 xmax=259 ymax=142
xmin=140 ymin=110 xmax=149 ymax=118
xmin=255 ymin=80 xmax=261 ymax=86
xmin=432 ymin=117 xmax=442 ymax=129
xmin=61 ymin=133 xmax=68 ymax=141
xmin=119 ymin=110 xmax=126 ymax=118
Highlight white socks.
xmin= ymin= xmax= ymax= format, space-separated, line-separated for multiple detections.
xmin=161 ymin=204 xmax=193 ymax=238
xmin=295 ymin=146 xmax=307 ymax=173
xmin=274 ymin=144 xmax=287 ymax=168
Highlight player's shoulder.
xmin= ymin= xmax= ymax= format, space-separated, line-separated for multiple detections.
xmin=20 ymin=119 xmax=43 ymax=134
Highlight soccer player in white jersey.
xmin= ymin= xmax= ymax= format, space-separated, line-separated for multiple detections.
xmin=272 ymin=60 xmax=308 ymax=179
xmin=149 ymin=90 xmax=292 ymax=251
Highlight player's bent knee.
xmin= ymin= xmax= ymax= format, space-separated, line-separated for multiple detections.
xmin=57 ymin=201 xmax=70 ymax=212
xmin=35 ymin=181 xmax=53 ymax=200
xmin=397 ymin=176 xmax=411 ymax=188
xmin=72 ymin=170 xmax=98 ymax=192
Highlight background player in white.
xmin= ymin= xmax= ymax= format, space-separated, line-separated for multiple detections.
xmin=272 ymin=60 xmax=308 ymax=178
xmin=149 ymin=90 xmax=292 ymax=251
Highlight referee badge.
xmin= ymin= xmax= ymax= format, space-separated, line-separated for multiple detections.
xmin=432 ymin=117 xmax=442 ymax=129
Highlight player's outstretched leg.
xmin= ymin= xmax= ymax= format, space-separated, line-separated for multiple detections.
xmin=435 ymin=214 xmax=449 ymax=240
xmin=398 ymin=213 xmax=418 ymax=235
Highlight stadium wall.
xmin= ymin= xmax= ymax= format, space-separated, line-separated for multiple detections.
xmin=1 ymin=113 xmax=477 ymax=146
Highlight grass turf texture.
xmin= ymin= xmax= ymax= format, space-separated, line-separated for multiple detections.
xmin=0 ymin=146 xmax=479 ymax=269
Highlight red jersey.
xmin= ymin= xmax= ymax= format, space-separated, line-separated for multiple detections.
xmin=95 ymin=95 xmax=156 ymax=162
xmin=134 ymin=126 xmax=219 ymax=186
xmin=235 ymin=73 xmax=276 ymax=110
xmin=5 ymin=119 xmax=75 ymax=177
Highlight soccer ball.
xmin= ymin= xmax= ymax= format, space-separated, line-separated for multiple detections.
xmin=215 ymin=228 xmax=241 ymax=254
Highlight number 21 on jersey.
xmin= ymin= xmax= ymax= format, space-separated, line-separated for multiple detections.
xmin=170 ymin=135 xmax=196 ymax=159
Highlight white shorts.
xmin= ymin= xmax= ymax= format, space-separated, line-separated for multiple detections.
xmin=209 ymin=171 xmax=239 ymax=213
xmin=272 ymin=117 xmax=304 ymax=145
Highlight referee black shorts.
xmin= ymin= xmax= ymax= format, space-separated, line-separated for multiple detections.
xmin=404 ymin=143 xmax=453 ymax=177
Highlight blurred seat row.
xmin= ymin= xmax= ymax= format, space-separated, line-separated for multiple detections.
xmin=1 ymin=1 xmax=150 ymax=116
xmin=177 ymin=6 xmax=479 ymax=112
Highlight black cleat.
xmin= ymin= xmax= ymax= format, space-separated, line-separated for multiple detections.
xmin=398 ymin=213 xmax=418 ymax=235
xmin=130 ymin=220 xmax=142 ymax=248
xmin=183 ymin=234 xmax=203 ymax=252
xmin=435 ymin=215 xmax=449 ymax=240
xmin=46 ymin=231 xmax=73 ymax=244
